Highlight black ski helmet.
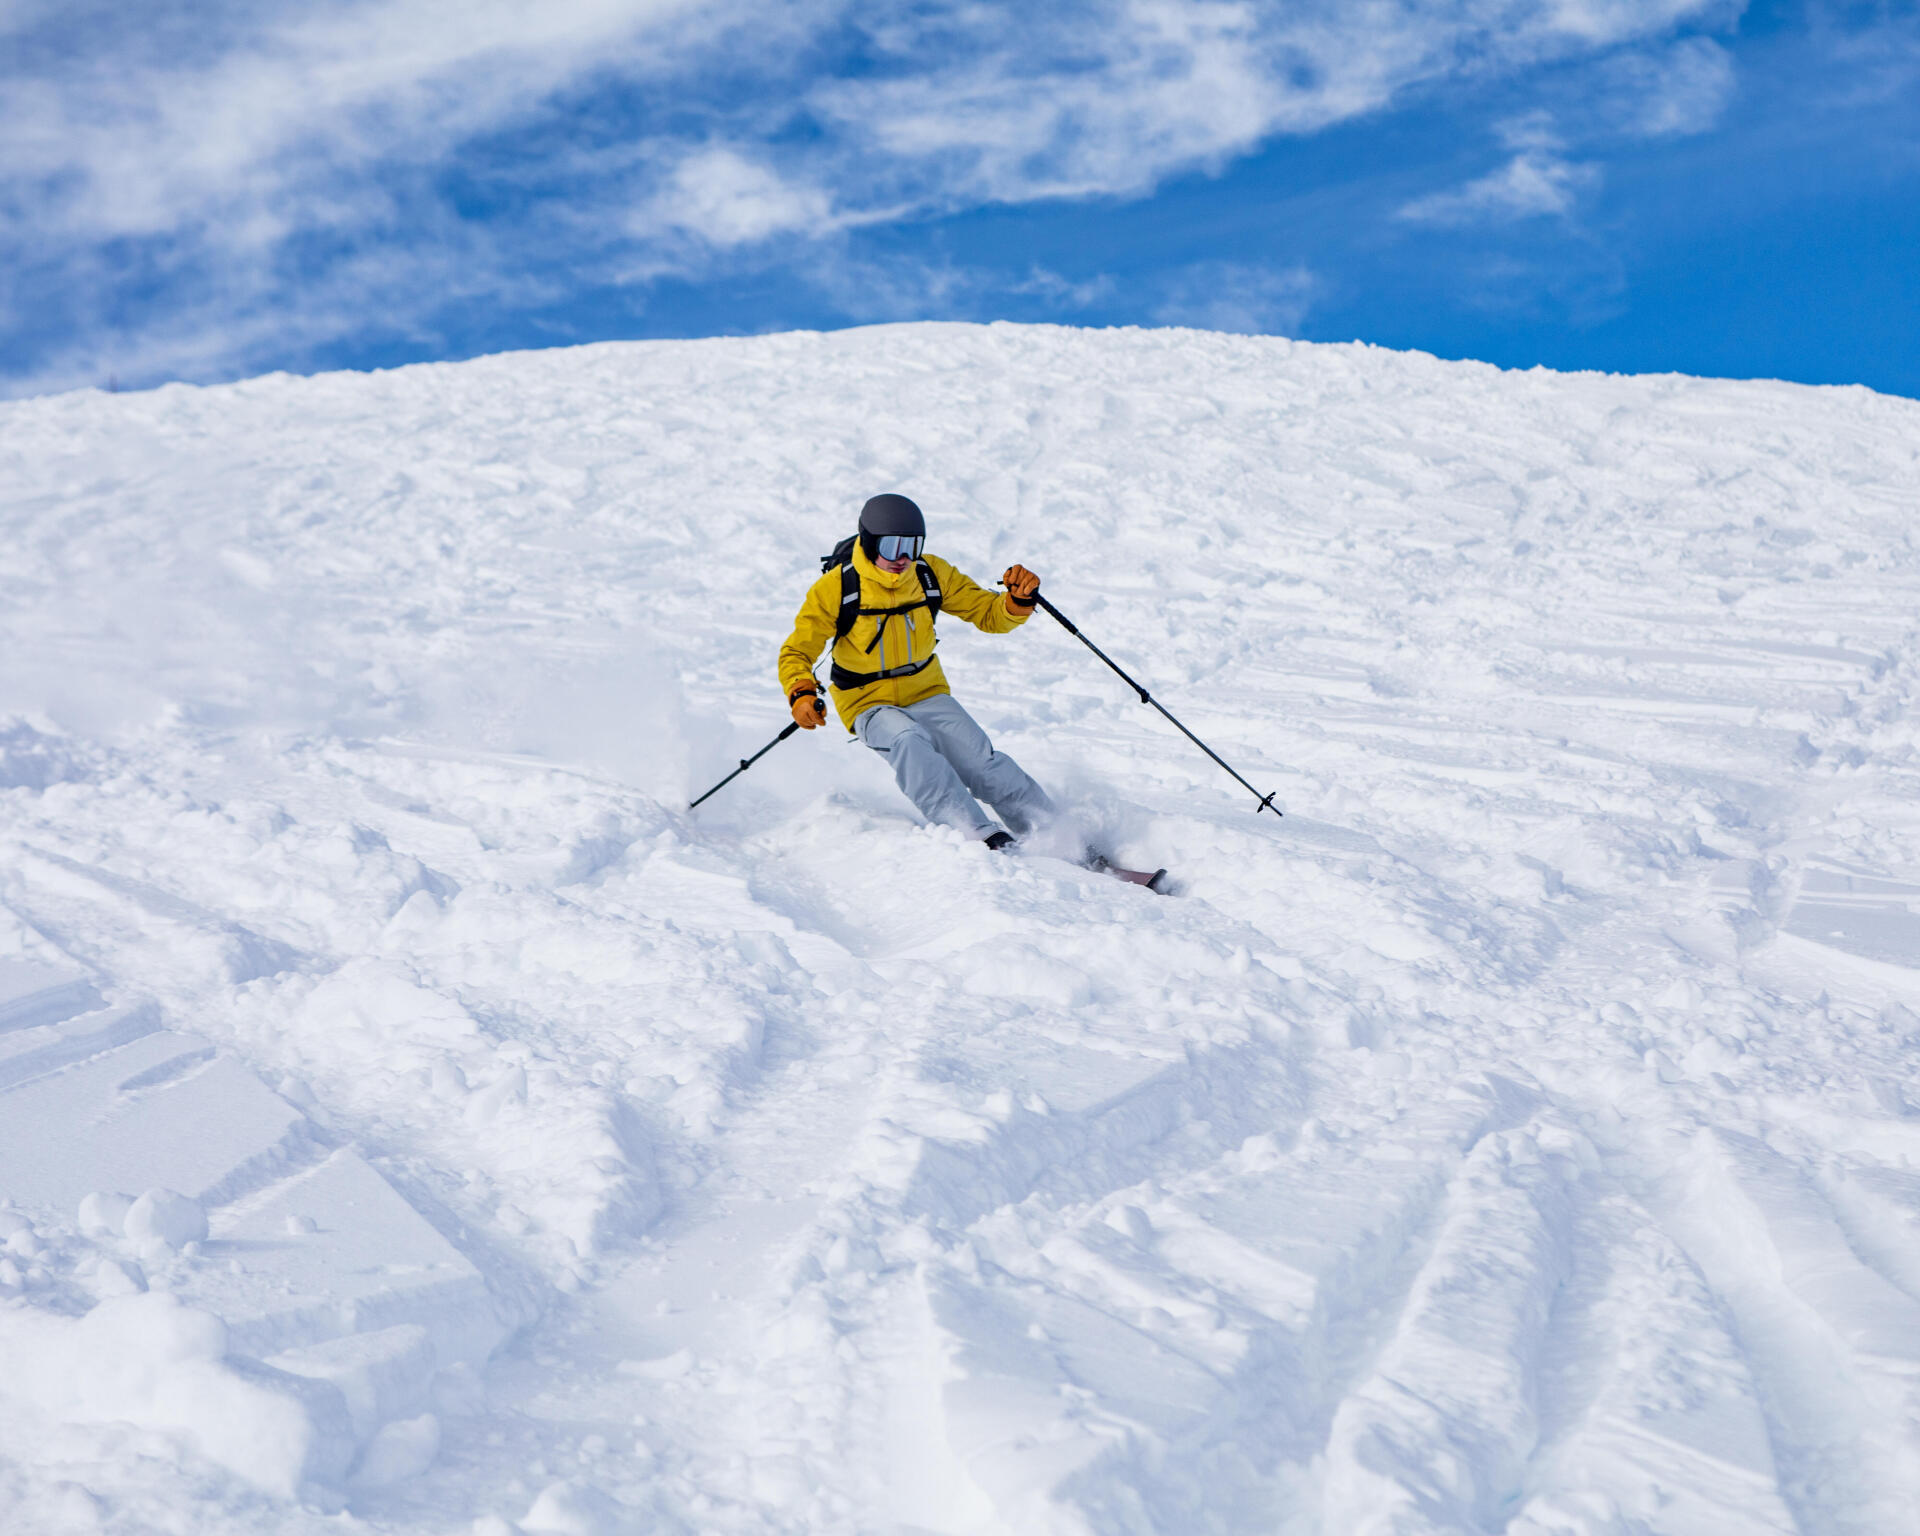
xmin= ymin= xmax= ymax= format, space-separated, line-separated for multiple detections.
xmin=858 ymin=494 xmax=925 ymax=561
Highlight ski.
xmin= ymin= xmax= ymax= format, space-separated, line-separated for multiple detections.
xmin=1086 ymin=855 xmax=1171 ymax=894
xmin=989 ymin=837 xmax=1172 ymax=895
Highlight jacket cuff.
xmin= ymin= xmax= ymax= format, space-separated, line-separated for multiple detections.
xmin=788 ymin=683 xmax=819 ymax=703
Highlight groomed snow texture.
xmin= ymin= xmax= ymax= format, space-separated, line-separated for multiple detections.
xmin=3 ymin=322 xmax=1920 ymax=1535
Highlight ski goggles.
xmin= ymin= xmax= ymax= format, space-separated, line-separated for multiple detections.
xmin=874 ymin=534 xmax=924 ymax=562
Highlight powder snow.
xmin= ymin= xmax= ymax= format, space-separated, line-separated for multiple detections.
xmin=2 ymin=322 xmax=1919 ymax=1534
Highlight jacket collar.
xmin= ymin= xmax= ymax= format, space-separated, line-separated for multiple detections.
xmin=851 ymin=543 xmax=918 ymax=590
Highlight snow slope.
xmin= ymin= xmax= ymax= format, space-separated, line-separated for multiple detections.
xmin=3 ymin=322 xmax=1919 ymax=1535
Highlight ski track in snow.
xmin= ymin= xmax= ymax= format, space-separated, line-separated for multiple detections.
xmin=2 ymin=322 xmax=1919 ymax=1534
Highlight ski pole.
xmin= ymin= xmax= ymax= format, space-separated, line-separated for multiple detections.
xmin=1029 ymin=591 xmax=1281 ymax=816
xmin=689 ymin=720 xmax=802 ymax=810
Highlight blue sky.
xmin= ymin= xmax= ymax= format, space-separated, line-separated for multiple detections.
xmin=3 ymin=0 xmax=1915 ymax=399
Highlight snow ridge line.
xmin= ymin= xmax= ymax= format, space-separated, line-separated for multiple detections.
xmin=0 ymin=1001 xmax=161 ymax=1092
xmin=992 ymin=1075 xmax=1549 ymax=1530
xmin=1664 ymin=1127 xmax=1920 ymax=1533
xmin=898 ymin=1034 xmax=1307 ymax=1233
xmin=10 ymin=840 xmax=309 ymax=985
xmin=1321 ymin=1115 xmax=1582 ymax=1533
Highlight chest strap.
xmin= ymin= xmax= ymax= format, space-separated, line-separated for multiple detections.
xmin=829 ymin=558 xmax=943 ymax=690
xmin=834 ymin=558 xmax=943 ymax=640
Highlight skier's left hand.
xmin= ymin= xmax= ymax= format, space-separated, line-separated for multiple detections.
xmin=1002 ymin=565 xmax=1041 ymax=611
xmin=790 ymin=687 xmax=827 ymax=729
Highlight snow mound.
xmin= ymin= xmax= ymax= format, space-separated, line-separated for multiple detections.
xmin=2 ymin=322 xmax=1919 ymax=1532
xmin=0 ymin=960 xmax=517 ymax=1508
xmin=0 ymin=717 xmax=99 ymax=791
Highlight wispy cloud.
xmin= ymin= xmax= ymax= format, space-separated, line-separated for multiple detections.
xmin=1 ymin=0 xmax=1736 ymax=393
xmin=810 ymin=1 xmax=1742 ymax=211
xmin=1597 ymin=36 xmax=1737 ymax=137
xmin=0 ymin=0 xmax=722 ymax=243
xmin=1009 ymin=267 xmax=1119 ymax=311
xmin=1398 ymin=114 xmax=1599 ymax=225
xmin=640 ymin=147 xmax=838 ymax=249
xmin=1152 ymin=260 xmax=1316 ymax=334
xmin=1817 ymin=6 xmax=1920 ymax=109
xmin=793 ymin=254 xmax=1116 ymax=328
xmin=1391 ymin=30 xmax=1739 ymax=233
xmin=795 ymin=251 xmax=978 ymax=326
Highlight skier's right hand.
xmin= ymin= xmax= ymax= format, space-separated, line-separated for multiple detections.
xmin=790 ymin=687 xmax=827 ymax=729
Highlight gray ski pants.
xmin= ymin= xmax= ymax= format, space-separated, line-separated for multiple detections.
xmin=853 ymin=694 xmax=1054 ymax=840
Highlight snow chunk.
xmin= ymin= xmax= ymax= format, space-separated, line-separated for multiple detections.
xmin=77 ymin=1190 xmax=134 ymax=1237
xmin=0 ymin=717 xmax=97 ymax=791
xmin=75 ymin=1251 xmax=147 ymax=1299
xmin=350 ymin=1411 xmax=440 ymax=1488
xmin=522 ymin=1479 xmax=633 ymax=1535
xmin=270 ymin=1323 xmax=436 ymax=1441
xmin=296 ymin=958 xmax=481 ymax=1047
xmin=124 ymin=1187 xmax=208 ymax=1251
xmin=0 ymin=1291 xmax=354 ymax=1497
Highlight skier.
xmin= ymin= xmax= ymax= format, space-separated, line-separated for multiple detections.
xmin=779 ymin=493 xmax=1053 ymax=850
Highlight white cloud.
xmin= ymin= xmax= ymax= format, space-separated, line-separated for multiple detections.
xmin=1819 ymin=8 xmax=1920 ymax=109
xmin=0 ymin=0 xmax=765 ymax=247
xmin=1399 ymin=115 xmax=1600 ymax=224
xmin=785 ymin=253 xmax=1117 ymax=328
xmin=1152 ymin=260 xmax=1316 ymax=333
xmin=812 ymin=0 xmax=1737 ymax=211
xmin=6 ymin=227 xmax=551 ymax=400
xmin=3 ymin=1 xmax=1737 ymax=243
xmin=1495 ymin=110 xmax=1566 ymax=154
xmin=1399 ymin=152 xmax=1597 ymax=223
xmin=642 ymin=148 xmax=836 ymax=248
xmin=1600 ymin=35 xmax=1737 ymax=136
xmin=823 ymin=1 xmax=1294 ymax=204
xmin=1 ymin=0 xmax=1736 ymax=392
xmin=1009 ymin=267 xmax=1119 ymax=311
xmin=799 ymin=253 xmax=977 ymax=325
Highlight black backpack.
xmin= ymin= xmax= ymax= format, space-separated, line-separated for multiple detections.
xmin=820 ymin=534 xmax=943 ymax=687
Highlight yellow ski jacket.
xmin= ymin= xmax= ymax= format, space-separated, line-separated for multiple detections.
xmin=778 ymin=545 xmax=1029 ymax=730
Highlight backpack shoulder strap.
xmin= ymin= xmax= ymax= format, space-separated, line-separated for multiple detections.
xmin=915 ymin=557 xmax=942 ymax=620
xmin=834 ymin=561 xmax=861 ymax=641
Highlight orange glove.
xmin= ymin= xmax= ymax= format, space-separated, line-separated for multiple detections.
xmin=1002 ymin=564 xmax=1041 ymax=612
xmin=789 ymin=687 xmax=826 ymax=729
